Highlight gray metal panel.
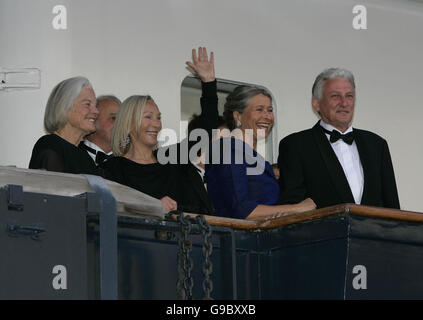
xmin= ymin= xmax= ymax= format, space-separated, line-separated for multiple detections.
xmin=87 ymin=221 xmax=227 ymax=299
xmin=85 ymin=212 xmax=423 ymax=299
xmin=345 ymin=215 xmax=423 ymax=299
xmin=257 ymin=215 xmax=350 ymax=299
xmin=0 ymin=187 xmax=88 ymax=299
xmin=4 ymin=185 xmax=423 ymax=300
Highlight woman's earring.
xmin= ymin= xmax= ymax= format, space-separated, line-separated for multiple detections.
xmin=120 ymin=135 xmax=131 ymax=148
xmin=236 ymin=120 xmax=242 ymax=127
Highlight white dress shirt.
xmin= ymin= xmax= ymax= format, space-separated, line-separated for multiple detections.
xmin=320 ymin=120 xmax=364 ymax=204
xmin=192 ymin=162 xmax=207 ymax=190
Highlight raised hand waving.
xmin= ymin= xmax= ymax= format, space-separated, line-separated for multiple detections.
xmin=186 ymin=47 xmax=215 ymax=83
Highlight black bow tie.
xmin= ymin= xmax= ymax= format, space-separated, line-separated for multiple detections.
xmin=95 ymin=151 xmax=111 ymax=164
xmin=80 ymin=143 xmax=112 ymax=164
xmin=322 ymin=127 xmax=355 ymax=145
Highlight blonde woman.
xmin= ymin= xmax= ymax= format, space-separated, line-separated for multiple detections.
xmin=101 ymin=48 xmax=217 ymax=213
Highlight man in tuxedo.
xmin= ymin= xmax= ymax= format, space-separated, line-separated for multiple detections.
xmin=277 ymin=68 xmax=400 ymax=209
xmin=80 ymin=95 xmax=121 ymax=165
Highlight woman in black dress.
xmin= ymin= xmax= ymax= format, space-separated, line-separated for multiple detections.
xmin=101 ymin=47 xmax=217 ymax=213
xmin=29 ymin=76 xmax=99 ymax=175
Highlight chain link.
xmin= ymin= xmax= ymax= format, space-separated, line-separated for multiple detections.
xmin=196 ymin=214 xmax=214 ymax=300
xmin=177 ymin=212 xmax=194 ymax=300
xmin=169 ymin=211 xmax=185 ymax=299
xmin=170 ymin=211 xmax=214 ymax=300
xmin=176 ymin=240 xmax=186 ymax=299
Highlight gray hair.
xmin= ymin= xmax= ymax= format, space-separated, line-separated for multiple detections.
xmin=111 ymin=95 xmax=154 ymax=156
xmin=312 ymin=68 xmax=355 ymax=100
xmin=96 ymin=95 xmax=121 ymax=108
xmin=223 ymin=85 xmax=272 ymax=130
xmin=44 ymin=76 xmax=93 ymax=133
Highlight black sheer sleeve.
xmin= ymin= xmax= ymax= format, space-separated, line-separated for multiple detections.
xmin=187 ymin=80 xmax=218 ymax=151
xmin=199 ymin=80 xmax=219 ymax=138
xmin=158 ymin=80 xmax=218 ymax=165
xmin=29 ymin=149 xmax=66 ymax=173
xmin=29 ymin=134 xmax=100 ymax=175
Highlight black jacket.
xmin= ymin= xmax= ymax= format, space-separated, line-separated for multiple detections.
xmin=277 ymin=122 xmax=400 ymax=209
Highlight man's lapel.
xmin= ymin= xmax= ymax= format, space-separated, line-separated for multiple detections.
xmin=353 ymin=129 xmax=372 ymax=204
xmin=312 ymin=122 xmax=355 ymax=203
xmin=185 ymin=164 xmax=214 ymax=214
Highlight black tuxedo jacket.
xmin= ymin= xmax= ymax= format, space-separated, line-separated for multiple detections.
xmin=277 ymin=122 xmax=400 ymax=209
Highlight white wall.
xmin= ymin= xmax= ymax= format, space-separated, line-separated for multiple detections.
xmin=1 ymin=0 xmax=422 ymax=211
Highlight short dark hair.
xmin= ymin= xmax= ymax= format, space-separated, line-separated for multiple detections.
xmin=188 ymin=113 xmax=225 ymax=136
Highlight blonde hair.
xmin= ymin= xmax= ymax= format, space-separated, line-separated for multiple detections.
xmin=111 ymin=95 xmax=154 ymax=156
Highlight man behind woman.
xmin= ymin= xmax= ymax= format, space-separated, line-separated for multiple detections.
xmin=29 ymin=47 xmax=217 ymax=214
xmin=29 ymin=47 xmax=315 ymax=219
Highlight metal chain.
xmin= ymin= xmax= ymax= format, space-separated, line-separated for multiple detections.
xmin=196 ymin=215 xmax=214 ymax=300
xmin=168 ymin=211 xmax=185 ymax=300
xmin=176 ymin=237 xmax=186 ymax=300
xmin=177 ymin=212 xmax=194 ymax=300
xmin=170 ymin=211 xmax=213 ymax=300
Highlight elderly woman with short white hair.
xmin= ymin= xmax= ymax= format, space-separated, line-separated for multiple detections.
xmin=29 ymin=76 xmax=100 ymax=174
